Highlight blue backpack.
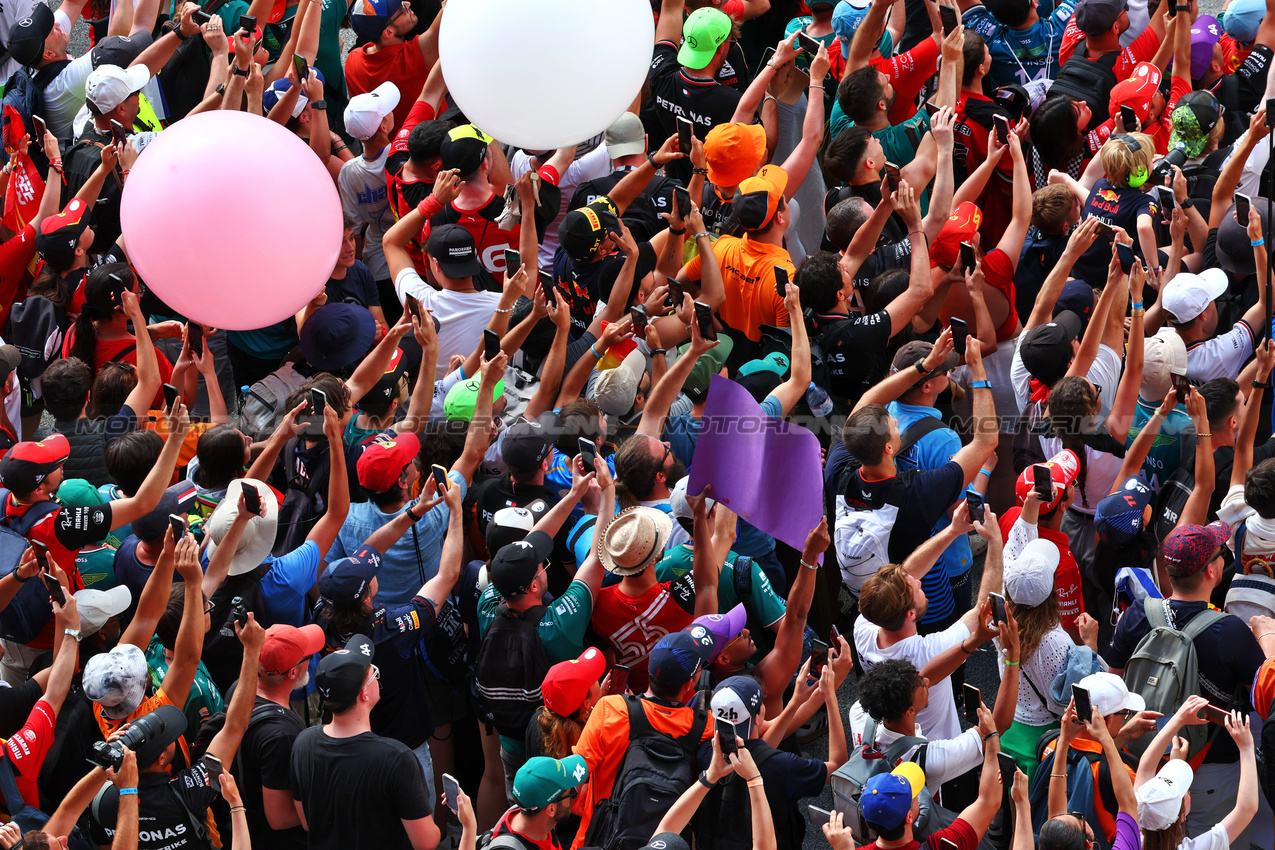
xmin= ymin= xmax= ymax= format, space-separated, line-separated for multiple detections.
xmin=0 ymin=490 xmax=62 ymax=644
xmin=1028 ymin=733 xmax=1118 ymax=850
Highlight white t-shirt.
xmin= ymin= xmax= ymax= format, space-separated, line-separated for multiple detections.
xmin=394 ymin=268 xmax=501 ymax=380
xmin=1175 ymin=823 xmax=1230 ymax=850
xmin=1183 ymin=322 xmax=1256 ymax=383
xmin=1011 ymin=338 xmax=1121 ymax=425
xmin=510 ymin=146 xmax=610 ymax=268
xmin=1220 ymin=484 xmax=1275 ymax=620
xmin=853 ymin=615 xmax=969 ymax=740
xmin=40 ymin=17 xmax=94 ymax=141
xmin=338 ymin=147 xmax=392 ymax=281
xmin=845 ymin=705 xmax=984 ymax=792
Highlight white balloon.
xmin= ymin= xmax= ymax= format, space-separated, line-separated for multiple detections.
xmin=438 ymin=0 xmax=654 ymax=150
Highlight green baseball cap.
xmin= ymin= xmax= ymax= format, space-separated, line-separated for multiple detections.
xmin=737 ymin=352 xmax=790 ymax=379
xmin=678 ymin=8 xmax=732 ymax=70
xmin=58 ymin=478 xmax=106 ymax=507
xmin=679 ymin=336 xmax=733 ymax=396
xmin=512 ymin=755 xmax=589 ymax=810
xmin=443 ymin=375 xmax=506 ymax=422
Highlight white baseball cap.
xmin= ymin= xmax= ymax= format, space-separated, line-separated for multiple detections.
xmin=344 ymin=81 xmax=401 ymax=141
xmin=1161 ymin=268 xmax=1229 ymax=323
xmin=1135 ymin=759 xmax=1193 ymax=830
xmin=670 ymin=476 xmax=715 ymax=522
xmin=1141 ymin=330 xmax=1187 ymax=400
xmin=84 ymin=64 xmax=149 ymax=114
xmin=1003 ymin=538 xmax=1059 ymax=607
xmin=74 ymin=585 xmax=131 ymax=637
xmin=1078 ymin=671 xmax=1146 ymax=717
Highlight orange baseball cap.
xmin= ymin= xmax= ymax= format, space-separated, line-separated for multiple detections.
xmin=733 ymin=165 xmax=788 ymax=230
xmin=930 ymin=202 xmax=983 ymax=269
xmin=705 ymin=123 xmax=766 ymax=188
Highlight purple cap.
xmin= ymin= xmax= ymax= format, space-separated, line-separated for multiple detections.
xmin=693 ymin=603 xmax=746 ymax=661
xmin=1163 ymin=521 xmax=1230 ymax=577
xmin=1190 ymin=16 xmax=1222 ymax=80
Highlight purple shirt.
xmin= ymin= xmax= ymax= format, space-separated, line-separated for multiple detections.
xmin=1115 ymin=812 xmax=1142 ymax=850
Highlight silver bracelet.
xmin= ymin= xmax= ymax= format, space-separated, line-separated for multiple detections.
xmin=800 ymin=559 xmax=819 ymax=570
xmin=494 ymin=306 xmax=513 ymax=314
xmin=810 ymin=84 xmax=824 ymax=90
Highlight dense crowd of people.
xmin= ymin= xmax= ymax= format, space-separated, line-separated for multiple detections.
xmin=0 ymin=0 xmax=1273 ymax=848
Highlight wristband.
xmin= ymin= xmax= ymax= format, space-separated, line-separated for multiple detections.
xmin=1005 ymin=659 xmax=1020 ymax=666
xmin=971 ymin=380 xmax=992 ymax=389
xmin=746 ymin=777 xmax=764 ymax=788
xmin=232 ymin=64 xmax=250 ymax=77
xmin=118 ymin=787 xmax=138 ymax=796
xmin=692 ymin=167 xmax=708 ymax=175
xmin=1131 ymin=308 xmax=1145 ymax=317
xmin=1131 ymin=301 xmax=1144 ymax=310
xmin=698 ymin=771 xmax=715 ymax=788
xmin=983 ymin=731 xmax=1000 ymax=741
xmin=1254 ymin=238 xmax=1267 ymax=247
xmin=647 ymin=152 xmax=659 ymax=169
xmin=668 ymin=226 xmax=686 ymax=235
xmin=810 ymin=84 xmax=824 ymax=90
xmin=800 ymin=560 xmax=819 ymax=570
xmin=1259 ymin=632 xmax=1275 ymax=641
xmin=493 ymin=306 xmax=513 ymax=314
xmin=590 ymin=345 xmax=603 ymax=359
xmin=230 ymin=806 xmax=246 ymax=813
xmin=651 ymin=348 xmax=666 ymax=357
xmin=11 ymin=569 xmax=30 ymax=583
xmin=979 ymin=468 xmax=993 ymax=477
xmin=1197 ymin=433 xmax=1211 ymax=438
xmin=960 ymin=639 xmax=972 ymax=654
xmin=1255 ymin=379 xmax=1273 ymax=390
xmin=692 ymin=231 xmax=709 ymax=240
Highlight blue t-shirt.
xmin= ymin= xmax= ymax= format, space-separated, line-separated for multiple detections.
xmin=226 ymin=319 xmax=299 ymax=360
xmin=326 ymin=261 xmax=380 ymax=309
xmin=1127 ymin=398 xmax=1194 ymax=491
xmin=326 ymin=471 xmax=468 ymax=606
xmin=961 ymin=0 xmax=1075 ymax=88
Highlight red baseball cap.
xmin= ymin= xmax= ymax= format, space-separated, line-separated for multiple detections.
xmin=930 ymin=202 xmax=982 ymax=269
xmin=356 ymin=430 xmax=420 ymax=493
xmin=35 ymin=200 xmax=91 ymax=262
xmin=0 ymin=434 xmax=70 ymax=493
xmin=541 ymin=647 xmax=607 ymax=716
xmin=1108 ymin=62 xmax=1162 ymax=128
xmin=260 ymin=624 xmax=325 ymax=674
xmin=1014 ymin=449 xmax=1081 ymax=512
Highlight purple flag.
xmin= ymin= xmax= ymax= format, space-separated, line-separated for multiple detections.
xmin=687 ymin=375 xmax=824 ymax=559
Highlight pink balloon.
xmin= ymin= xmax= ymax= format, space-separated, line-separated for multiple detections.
xmin=120 ymin=111 xmax=342 ymax=331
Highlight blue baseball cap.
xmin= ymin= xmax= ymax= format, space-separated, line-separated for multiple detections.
xmin=350 ymin=0 xmax=403 ymax=40
xmin=648 ymin=626 xmax=717 ymax=688
xmin=318 ymin=546 xmax=383 ymax=608
xmin=1224 ymin=0 xmax=1264 ymax=43
xmin=1054 ymin=279 xmax=1095 ymax=324
xmin=299 ymin=303 xmax=376 ymax=371
xmin=1095 ymin=475 xmax=1154 ymax=545
xmin=861 ymin=765 xmax=925 ymax=830
xmin=261 ymin=69 xmax=326 ymax=118
xmin=832 ymin=0 xmax=890 ymax=58
xmin=711 ymin=675 xmax=763 ymax=738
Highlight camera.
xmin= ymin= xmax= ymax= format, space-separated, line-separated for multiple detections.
xmin=219 ymin=596 xmax=248 ymax=638
xmin=1149 ymin=143 xmax=1188 ymax=186
xmin=86 ymin=706 xmax=183 ymax=771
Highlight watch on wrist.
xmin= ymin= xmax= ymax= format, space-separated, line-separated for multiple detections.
xmin=232 ymin=64 xmax=250 ymax=77
xmin=1255 ymin=378 xmax=1273 ymax=390
xmin=64 ymin=628 xmax=82 ymax=642
xmin=310 ymin=99 xmax=327 ymax=111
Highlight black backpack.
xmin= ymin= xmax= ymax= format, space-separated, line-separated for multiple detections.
xmin=1048 ymin=43 xmax=1120 ymax=130
xmin=202 ymin=562 xmax=273 ymax=692
xmin=7 ymin=295 xmax=68 ymax=415
xmin=272 ymin=437 xmax=329 ymax=557
xmin=472 ymin=602 xmax=549 ymax=738
xmin=0 ymin=61 xmax=69 ymax=171
xmin=0 ymin=492 xmax=62 ymax=644
xmin=583 ymin=696 xmax=708 ymax=850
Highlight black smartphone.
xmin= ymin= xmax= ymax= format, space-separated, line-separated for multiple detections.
xmin=442 ymin=773 xmax=460 ymax=814
xmin=673 ymin=185 xmax=691 ymax=219
xmin=950 ymin=316 xmax=968 ymax=357
xmin=1072 ymin=683 xmax=1092 ymax=723
xmin=993 ymin=114 xmax=1009 ymax=146
xmin=538 ymin=271 xmax=557 ymax=307
xmin=187 ymin=323 xmax=203 ymax=358
xmin=1266 ymin=97 xmax=1275 ymax=128
xmin=989 ymin=591 xmax=1008 ymax=625
xmin=202 ymin=754 xmax=222 ymax=795
xmin=30 ymin=539 xmax=48 ymax=574
xmin=404 ymin=293 xmax=421 ymax=321
xmin=310 ymin=388 xmax=326 ymax=417
xmin=810 ymin=638 xmax=830 ymax=677
xmin=963 ymin=683 xmax=981 ymax=725
xmin=676 ymin=116 xmax=693 ymax=156
xmin=31 ymin=114 xmax=46 ymax=139
xmin=997 ymin=752 xmax=1017 ymax=790
xmin=1171 ymin=370 xmax=1190 ymax=403
xmin=694 ymin=301 xmax=716 ymax=340
xmin=170 ymin=514 xmax=188 ymax=540
xmin=192 ymin=8 xmax=212 ymax=24
xmin=796 ymin=30 xmax=820 ymax=55
xmin=830 ymin=624 xmax=840 ymax=645
xmin=608 ymin=664 xmax=630 ymax=696
xmin=483 ymin=329 xmax=500 ymax=360
xmin=42 ymin=572 xmax=65 ymax=606
xmin=629 ymin=305 xmax=648 ymax=336
xmin=1033 ymin=463 xmax=1053 ymax=501
xmin=1093 ymin=220 xmax=1117 ymax=239
xmin=939 ymin=3 xmax=958 ymax=33
xmin=667 ymin=276 xmax=683 ymax=308
xmin=965 ymin=490 xmax=985 ymax=524
xmin=1168 ymin=0 xmax=1177 ymax=16
xmin=504 ymin=248 xmax=520 ymax=276
xmin=162 ymin=383 xmax=179 ymax=410
xmin=1118 ymin=104 xmax=1138 ymax=132
xmin=808 ymin=806 xmax=832 ymax=829
xmin=242 ymin=483 xmax=261 ymax=517
xmin=293 ymin=54 xmax=309 ymax=84
xmin=1200 ymin=704 xmax=1231 ymax=726
xmin=1116 ymin=241 xmax=1134 ymax=275
xmin=109 ymin=119 xmax=126 ymax=146
xmin=578 ymin=436 xmax=598 ymax=470
xmin=923 ymin=100 xmax=942 ymax=116
xmin=774 ymin=266 xmax=789 ymax=301
xmin=941 ymin=840 xmax=959 ymax=850
xmin=430 ymin=463 xmax=449 ymax=497
xmin=758 ymin=46 xmax=776 ymax=72
xmin=959 ymin=241 xmax=976 ymax=275
xmin=239 ymin=13 xmax=255 ymax=32
xmin=1237 ymin=193 xmax=1252 ymax=227
xmin=716 ymin=717 xmax=738 ymax=755
xmin=883 ymin=161 xmax=901 ymax=192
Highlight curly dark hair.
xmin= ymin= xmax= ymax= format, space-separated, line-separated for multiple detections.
xmin=858 ymin=659 xmax=923 ymax=724
xmin=1046 ymin=376 xmax=1100 ymax=509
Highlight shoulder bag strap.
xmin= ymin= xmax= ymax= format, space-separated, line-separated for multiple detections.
xmin=168 ymin=782 xmax=209 ymax=842
xmin=1020 ymin=665 xmax=1063 ymax=718
xmin=898 ymin=415 xmax=945 ymax=457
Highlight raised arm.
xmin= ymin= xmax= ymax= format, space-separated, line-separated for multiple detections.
xmin=157 ymin=534 xmax=205 ymax=709
xmin=304 ymin=407 xmax=350 ymax=555
xmin=1179 ymin=389 xmax=1215 ymax=527
xmin=120 ymin=291 xmax=160 ymax=415
xmin=1065 ymin=243 xmax=1125 ymax=381
xmin=110 ymin=405 xmax=188 ymax=529
xmin=1025 ymin=218 xmax=1100 ymax=330
xmin=766 ymin=284 xmax=812 ymax=417
xmin=1233 ymin=340 xmax=1274 ymax=487
xmin=732 ymin=34 xmax=802 ymax=124
xmin=205 ymin=615 xmax=265 ymax=765
xmin=688 ymin=487 xmax=720 ymax=618
xmin=777 ymin=46 xmax=831 ymax=195
xmin=855 ymin=327 xmax=954 ymax=411
xmin=452 ymin=353 xmax=507 ymax=484
xmin=637 ymin=311 xmax=715 ymax=437
xmin=949 ymin=340 xmax=997 ymax=483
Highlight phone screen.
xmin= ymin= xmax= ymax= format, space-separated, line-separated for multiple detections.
xmin=577 ymin=437 xmax=597 ymax=470
xmin=242 ymin=484 xmax=260 ymax=516
xmin=504 ymin=249 xmax=520 ymax=276
xmin=939 ymin=4 xmax=958 ymax=33
xmin=1093 ymin=220 xmax=1117 ymax=239
xmin=1201 ymin=704 xmax=1231 ymax=726
xmin=1116 ymin=242 xmax=1134 ymax=275
xmin=965 ymin=491 xmax=984 ymax=523
xmin=963 ymin=683 xmax=981 ymax=725
xmin=1072 ymin=684 xmax=1093 ymax=723
xmin=608 ymin=664 xmax=630 ymax=696
xmin=162 ymin=383 xmax=179 ymax=410
xmin=1237 ymin=194 xmax=1252 ymax=227
xmin=310 ymin=388 xmax=326 ymax=416
xmin=630 ymin=305 xmax=648 ymax=336
xmin=694 ymin=302 xmax=716 ymax=340
xmin=293 ymin=54 xmax=309 ymax=83
xmin=483 ymin=329 xmax=500 ymax=360
xmin=989 ymin=592 xmax=1007 ymax=625
xmin=442 ymin=773 xmax=461 ymax=814
xmin=31 ymin=541 xmax=48 ymax=573
xmin=716 ymin=718 xmax=738 ymax=755
xmin=677 ymin=117 xmax=692 ymax=156
xmin=431 ymin=464 xmax=449 ymax=497
xmin=1033 ymin=463 xmax=1053 ymax=501
xmin=673 ymin=186 xmax=691 ymax=219
xmin=539 ymin=271 xmax=557 ymax=307
xmin=774 ymin=266 xmax=789 ymax=301
xmin=997 ymin=752 xmax=1017 ymax=791
xmin=203 ymin=755 xmax=223 ymax=794
xmin=796 ymin=30 xmax=820 ymax=54
xmin=884 ymin=162 xmax=900 ymax=192
xmin=42 ymin=572 xmax=65 ymax=605
xmin=808 ymin=806 xmax=832 ymax=829
xmin=109 ymin=119 xmax=125 ymax=145
xmin=667 ymin=276 xmax=683 ymax=308
xmin=993 ymin=115 xmax=1008 ymax=146
xmin=169 ymin=514 xmax=186 ymax=539
xmin=32 ymin=115 xmax=45 ymax=137
xmin=1171 ymin=371 xmax=1190 ymax=403
xmin=810 ymin=638 xmax=830 ymax=677
xmin=1266 ymin=97 xmax=1275 ymax=128
xmin=1120 ymin=104 xmax=1138 ymax=131
xmin=188 ymin=323 xmax=203 ymax=358
xmin=1156 ymin=186 xmax=1175 ymax=211
xmin=949 ymin=316 xmax=968 ymax=357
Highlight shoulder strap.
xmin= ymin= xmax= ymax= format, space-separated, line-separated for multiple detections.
xmin=108 ymin=344 xmax=136 ymax=362
xmin=1094 ymin=752 xmax=1120 ymax=819
xmin=1144 ymin=597 xmax=1170 ymax=629
xmin=626 ymin=695 xmax=655 ymax=739
xmin=898 ymin=416 xmax=945 ymax=457
xmin=880 ymin=733 xmax=930 ymax=764
xmin=732 ymin=556 xmax=753 ymax=599
xmin=675 ymin=707 xmax=709 ymax=755
xmin=168 ymin=781 xmax=210 ymax=842
xmin=1179 ymin=607 xmax=1227 ymax=639
xmin=1021 ymin=666 xmax=1062 ymax=718
xmin=5 ymin=499 xmax=60 ymax=535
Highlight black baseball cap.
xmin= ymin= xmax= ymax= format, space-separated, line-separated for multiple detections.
xmin=90 ymin=32 xmax=152 ymax=68
xmin=1019 ymin=310 xmax=1084 ymax=386
xmin=560 ymin=198 xmax=621 ymax=263
xmin=426 ymin=224 xmax=483 ymax=277
xmin=316 ymin=634 xmax=375 ymax=705
xmin=9 ymin=4 xmax=54 ymax=68
xmin=439 ymin=124 xmax=492 ymax=175
xmin=501 ymin=419 xmax=553 ymax=476
xmin=489 ymin=530 xmax=554 ymax=597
